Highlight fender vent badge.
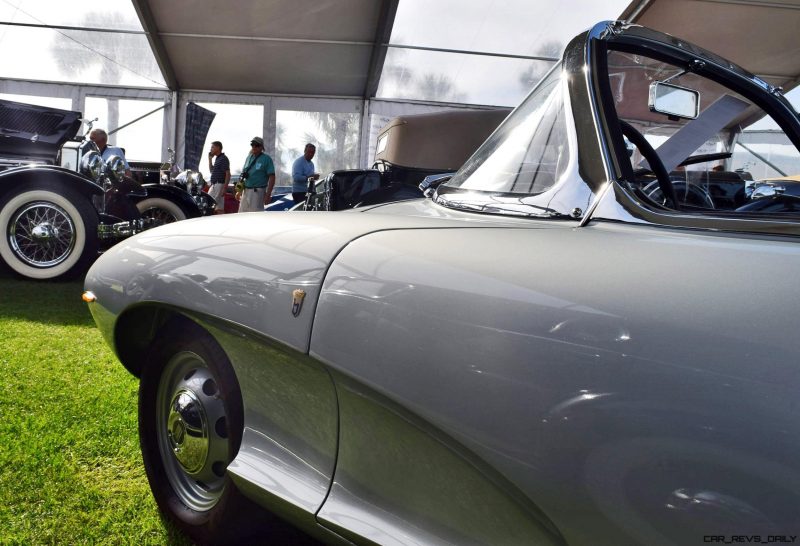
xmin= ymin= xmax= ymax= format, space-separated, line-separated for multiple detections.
xmin=291 ymin=289 xmax=306 ymax=317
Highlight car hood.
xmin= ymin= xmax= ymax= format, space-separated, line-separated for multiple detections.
xmin=0 ymin=99 xmax=82 ymax=162
xmin=85 ymin=203 xmax=567 ymax=356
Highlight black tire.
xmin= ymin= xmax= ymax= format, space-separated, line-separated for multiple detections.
xmin=136 ymin=197 xmax=188 ymax=226
xmin=138 ymin=320 xmax=314 ymax=545
xmin=0 ymin=182 xmax=99 ymax=280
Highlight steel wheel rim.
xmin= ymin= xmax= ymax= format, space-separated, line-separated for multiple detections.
xmin=140 ymin=206 xmax=178 ymax=225
xmin=8 ymin=201 xmax=76 ymax=268
xmin=156 ymin=351 xmax=230 ymax=512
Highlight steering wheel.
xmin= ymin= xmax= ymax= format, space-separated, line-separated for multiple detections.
xmin=642 ymin=180 xmax=715 ymax=209
xmin=619 ymin=120 xmax=680 ymax=210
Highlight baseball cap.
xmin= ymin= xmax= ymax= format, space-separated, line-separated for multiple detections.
xmin=250 ymin=136 xmax=264 ymax=146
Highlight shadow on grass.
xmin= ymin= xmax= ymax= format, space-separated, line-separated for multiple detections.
xmin=156 ymin=511 xmax=195 ymax=546
xmin=0 ymin=268 xmax=95 ymax=327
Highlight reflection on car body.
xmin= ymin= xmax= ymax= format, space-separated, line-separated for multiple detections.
xmin=86 ymin=21 xmax=800 ymax=545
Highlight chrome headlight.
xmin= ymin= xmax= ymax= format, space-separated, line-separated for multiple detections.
xmin=80 ymin=150 xmax=103 ymax=180
xmin=105 ymin=155 xmax=127 ymax=182
xmin=79 ymin=140 xmax=100 ymax=156
xmin=176 ymin=170 xmax=205 ymax=193
xmin=192 ymin=171 xmax=206 ymax=187
xmin=175 ymin=169 xmax=191 ymax=189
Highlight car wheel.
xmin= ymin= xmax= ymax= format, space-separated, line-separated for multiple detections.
xmin=138 ymin=320 xmax=310 ymax=545
xmin=0 ymin=183 xmax=99 ymax=280
xmin=136 ymin=197 xmax=187 ymax=226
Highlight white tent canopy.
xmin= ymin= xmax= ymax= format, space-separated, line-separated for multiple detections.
xmin=1 ymin=0 xmax=798 ymax=180
xmin=622 ymin=0 xmax=800 ymax=94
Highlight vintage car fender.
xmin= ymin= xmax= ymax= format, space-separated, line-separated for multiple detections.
xmin=0 ymin=164 xmax=103 ymax=200
xmin=84 ymin=206 xmax=562 ymax=533
xmin=129 ymin=183 xmax=203 ymax=217
xmin=86 ymin=208 xmax=535 ymax=370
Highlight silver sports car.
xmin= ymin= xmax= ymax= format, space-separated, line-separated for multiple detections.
xmin=85 ymin=21 xmax=800 ymax=545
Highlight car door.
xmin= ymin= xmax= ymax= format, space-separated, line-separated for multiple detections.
xmin=309 ymin=220 xmax=800 ymax=546
xmin=307 ymin=25 xmax=800 ymax=545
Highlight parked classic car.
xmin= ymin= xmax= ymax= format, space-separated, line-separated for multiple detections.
xmin=128 ymin=148 xmax=217 ymax=220
xmin=85 ymin=21 xmax=800 ymax=545
xmin=62 ymin=137 xmax=210 ymax=223
xmin=0 ymin=100 xmax=204 ymax=279
xmin=302 ymin=109 xmax=509 ymax=211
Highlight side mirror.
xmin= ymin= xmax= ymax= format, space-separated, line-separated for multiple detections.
xmin=649 ymin=82 xmax=700 ymax=120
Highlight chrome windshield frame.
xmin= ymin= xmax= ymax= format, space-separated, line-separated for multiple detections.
xmin=434 ymin=22 xmax=620 ymax=221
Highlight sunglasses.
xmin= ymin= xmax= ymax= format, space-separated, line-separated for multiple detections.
xmin=250 ymin=142 xmax=262 ymax=147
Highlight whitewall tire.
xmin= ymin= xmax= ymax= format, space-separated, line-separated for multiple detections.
xmin=0 ymin=184 xmax=98 ymax=280
xmin=136 ymin=197 xmax=187 ymax=226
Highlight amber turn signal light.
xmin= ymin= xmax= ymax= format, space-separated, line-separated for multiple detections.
xmin=82 ymin=291 xmax=97 ymax=303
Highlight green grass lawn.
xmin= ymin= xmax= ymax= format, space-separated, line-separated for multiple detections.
xmin=0 ymin=270 xmax=189 ymax=545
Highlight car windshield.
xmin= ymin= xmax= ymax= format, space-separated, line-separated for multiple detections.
xmin=441 ymin=67 xmax=573 ymax=205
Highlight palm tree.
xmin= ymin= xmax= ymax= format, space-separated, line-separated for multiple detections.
xmin=518 ymin=40 xmax=562 ymax=92
xmin=45 ymin=12 xmax=164 ymax=146
xmin=303 ymin=112 xmax=359 ymax=173
xmin=47 ymin=12 xmax=162 ymax=87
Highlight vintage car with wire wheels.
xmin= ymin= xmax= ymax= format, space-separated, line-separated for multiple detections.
xmin=84 ymin=21 xmax=800 ymax=546
xmin=0 ymin=99 xmax=204 ymax=280
xmin=128 ymin=147 xmax=217 ymax=219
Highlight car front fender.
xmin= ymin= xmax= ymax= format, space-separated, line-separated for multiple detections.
xmin=134 ymin=183 xmax=203 ymax=217
xmin=0 ymin=165 xmax=102 ymax=200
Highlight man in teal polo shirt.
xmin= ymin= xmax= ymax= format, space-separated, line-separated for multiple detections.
xmin=237 ymin=136 xmax=275 ymax=213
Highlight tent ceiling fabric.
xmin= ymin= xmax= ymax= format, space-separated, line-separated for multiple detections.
xmin=130 ymin=0 xmax=800 ymax=101
xmin=137 ymin=0 xmax=385 ymax=95
xmin=161 ymin=38 xmax=373 ymax=95
xmin=624 ymin=0 xmax=800 ymax=91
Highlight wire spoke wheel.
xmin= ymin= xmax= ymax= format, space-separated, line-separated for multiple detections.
xmin=136 ymin=197 xmax=187 ymax=226
xmin=140 ymin=206 xmax=179 ymax=225
xmin=8 ymin=201 xmax=76 ymax=268
xmin=0 ymin=184 xmax=97 ymax=279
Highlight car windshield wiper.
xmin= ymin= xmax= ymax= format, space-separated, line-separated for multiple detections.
xmin=439 ymin=198 xmax=568 ymax=218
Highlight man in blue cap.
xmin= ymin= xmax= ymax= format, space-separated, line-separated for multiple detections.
xmin=237 ymin=136 xmax=275 ymax=213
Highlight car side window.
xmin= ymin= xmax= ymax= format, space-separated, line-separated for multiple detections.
xmin=607 ymin=49 xmax=800 ymax=219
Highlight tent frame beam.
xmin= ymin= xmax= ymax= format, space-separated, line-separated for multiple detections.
xmin=364 ymin=0 xmax=399 ymax=99
xmin=131 ymin=0 xmax=178 ymax=90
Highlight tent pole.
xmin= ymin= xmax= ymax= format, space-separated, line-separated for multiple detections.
xmin=171 ymin=90 xmax=178 ymax=158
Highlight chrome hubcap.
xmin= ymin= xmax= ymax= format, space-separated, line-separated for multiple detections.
xmin=9 ymin=202 xmax=76 ymax=267
xmin=156 ymin=352 xmax=230 ymax=511
xmin=167 ymin=389 xmax=209 ymax=474
xmin=31 ymin=222 xmax=58 ymax=241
